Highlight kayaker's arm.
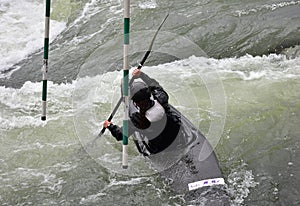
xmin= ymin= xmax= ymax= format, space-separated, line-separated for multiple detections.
xmin=104 ymin=121 xmax=135 ymax=141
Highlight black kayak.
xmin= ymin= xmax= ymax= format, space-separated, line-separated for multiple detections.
xmin=133 ymin=104 xmax=230 ymax=205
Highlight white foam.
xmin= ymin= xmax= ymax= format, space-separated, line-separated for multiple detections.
xmin=140 ymin=54 xmax=300 ymax=81
xmin=226 ymin=163 xmax=259 ymax=205
xmin=199 ymin=54 xmax=300 ymax=81
xmin=233 ymin=1 xmax=300 ymax=17
xmin=139 ymin=0 xmax=158 ymax=9
xmin=0 ymin=80 xmax=74 ymax=129
xmin=0 ymin=0 xmax=66 ymax=75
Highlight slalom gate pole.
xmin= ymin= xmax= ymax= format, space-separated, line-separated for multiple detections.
xmin=122 ymin=0 xmax=130 ymax=169
xmin=41 ymin=0 xmax=51 ymax=121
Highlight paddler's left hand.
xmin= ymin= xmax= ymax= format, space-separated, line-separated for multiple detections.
xmin=103 ymin=120 xmax=112 ymax=128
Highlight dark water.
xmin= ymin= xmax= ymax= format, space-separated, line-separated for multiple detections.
xmin=0 ymin=0 xmax=300 ymax=205
xmin=1 ymin=0 xmax=299 ymax=87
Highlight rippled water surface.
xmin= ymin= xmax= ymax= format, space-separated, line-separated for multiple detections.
xmin=1 ymin=0 xmax=300 ymax=205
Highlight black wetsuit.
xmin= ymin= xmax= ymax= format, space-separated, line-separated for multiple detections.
xmin=107 ymin=73 xmax=181 ymax=156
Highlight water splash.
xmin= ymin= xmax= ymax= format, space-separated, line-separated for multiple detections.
xmin=0 ymin=0 xmax=65 ymax=75
xmin=226 ymin=163 xmax=259 ymax=205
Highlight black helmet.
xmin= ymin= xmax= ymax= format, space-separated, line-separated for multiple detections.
xmin=130 ymin=81 xmax=151 ymax=102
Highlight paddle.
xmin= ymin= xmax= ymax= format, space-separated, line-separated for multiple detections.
xmin=96 ymin=13 xmax=169 ymax=140
xmin=41 ymin=0 xmax=51 ymax=121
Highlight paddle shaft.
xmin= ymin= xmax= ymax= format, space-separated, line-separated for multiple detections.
xmin=41 ymin=0 xmax=51 ymax=121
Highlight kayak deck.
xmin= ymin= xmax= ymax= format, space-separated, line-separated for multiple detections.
xmin=133 ymin=105 xmax=230 ymax=205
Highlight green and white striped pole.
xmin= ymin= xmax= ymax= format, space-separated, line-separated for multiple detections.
xmin=41 ymin=0 xmax=51 ymax=121
xmin=122 ymin=0 xmax=130 ymax=169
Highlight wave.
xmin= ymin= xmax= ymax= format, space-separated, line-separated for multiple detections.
xmin=1 ymin=0 xmax=300 ymax=85
xmin=1 ymin=53 xmax=299 ymax=130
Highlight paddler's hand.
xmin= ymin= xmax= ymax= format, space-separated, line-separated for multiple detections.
xmin=103 ymin=120 xmax=112 ymax=128
xmin=132 ymin=68 xmax=141 ymax=78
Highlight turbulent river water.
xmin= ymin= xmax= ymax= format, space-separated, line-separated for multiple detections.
xmin=1 ymin=0 xmax=300 ymax=205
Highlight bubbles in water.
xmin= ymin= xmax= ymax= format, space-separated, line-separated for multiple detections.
xmin=226 ymin=163 xmax=259 ymax=205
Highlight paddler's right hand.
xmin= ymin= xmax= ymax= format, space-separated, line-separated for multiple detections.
xmin=103 ymin=120 xmax=112 ymax=128
xmin=132 ymin=68 xmax=141 ymax=78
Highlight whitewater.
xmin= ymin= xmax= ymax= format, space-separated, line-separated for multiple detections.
xmin=1 ymin=0 xmax=300 ymax=205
